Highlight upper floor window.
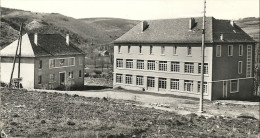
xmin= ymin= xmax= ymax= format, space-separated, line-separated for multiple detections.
xmin=116 ymin=59 xmax=123 ymax=68
xmin=118 ymin=45 xmax=121 ymax=53
xmin=198 ymin=63 xmax=208 ymax=74
xmin=150 ymin=45 xmax=153 ymax=54
xmin=173 ymin=46 xmax=177 ymax=55
xmin=187 ymin=46 xmax=192 ymax=55
xmin=79 ymin=57 xmax=83 ymax=65
xmin=216 ymin=45 xmax=221 ymax=57
xmin=49 ymin=59 xmax=55 ymax=69
xmin=60 ymin=59 xmax=65 ymax=66
xmin=68 ymin=57 xmax=75 ymax=66
xmin=128 ymin=45 xmax=131 ymax=53
xmin=147 ymin=60 xmax=155 ymax=70
xmin=50 ymin=74 xmax=55 ymax=82
xmin=161 ymin=46 xmax=165 ymax=55
xmin=159 ymin=61 xmax=167 ymax=71
xmin=171 ymin=62 xmax=180 ymax=72
xmin=126 ymin=59 xmax=133 ymax=68
xmin=39 ymin=60 xmax=42 ymax=69
xmin=137 ymin=60 xmax=144 ymax=69
xmin=228 ymin=45 xmax=233 ymax=56
xmin=184 ymin=62 xmax=194 ymax=73
xmin=239 ymin=44 xmax=243 ymax=56
xmin=238 ymin=61 xmax=242 ymax=74
xmin=139 ymin=45 xmax=142 ymax=54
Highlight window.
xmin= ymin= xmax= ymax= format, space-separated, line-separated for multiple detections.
xmin=147 ymin=60 xmax=155 ymax=70
xmin=60 ymin=59 xmax=65 ymax=66
xmin=161 ymin=46 xmax=165 ymax=55
xmin=68 ymin=57 xmax=75 ymax=66
xmin=184 ymin=80 xmax=193 ymax=92
xmin=228 ymin=45 xmax=233 ymax=56
xmin=79 ymin=57 xmax=83 ymax=65
xmin=125 ymin=75 xmax=132 ymax=84
xmin=116 ymin=59 xmax=123 ymax=68
xmin=79 ymin=70 xmax=82 ymax=78
xmin=139 ymin=45 xmax=142 ymax=54
xmin=39 ymin=60 xmax=42 ymax=69
xmin=239 ymin=44 xmax=243 ymax=56
xmin=118 ymin=45 xmax=121 ymax=53
xmin=137 ymin=60 xmax=144 ymax=69
xmin=128 ymin=45 xmax=131 ymax=53
xmin=159 ymin=61 xmax=167 ymax=71
xmin=69 ymin=71 xmax=74 ymax=78
xmin=171 ymin=79 xmax=179 ymax=90
xmin=159 ymin=78 xmax=167 ymax=89
xmin=246 ymin=45 xmax=252 ymax=77
xmin=50 ymin=74 xmax=55 ymax=82
xmin=198 ymin=81 xmax=207 ymax=93
xmin=136 ymin=76 xmax=143 ymax=85
xmin=198 ymin=63 xmax=208 ymax=74
xmin=49 ymin=59 xmax=55 ymax=68
xmin=173 ymin=46 xmax=177 ymax=55
xmin=187 ymin=46 xmax=192 ymax=55
xmin=126 ymin=59 xmax=133 ymax=68
xmin=116 ymin=74 xmax=123 ymax=83
xmin=150 ymin=45 xmax=153 ymax=54
xmin=147 ymin=77 xmax=155 ymax=87
xmin=230 ymin=80 xmax=239 ymax=92
xmin=238 ymin=61 xmax=242 ymax=74
xmin=216 ymin=45 xmax=221 ymax=57
xmin=185 ymin=62 xmax=194 ymax=73
xmin=38 ymin=75 xmax=42 ymax=84
xmin=171 ymin=62 xmax=180 ymax=72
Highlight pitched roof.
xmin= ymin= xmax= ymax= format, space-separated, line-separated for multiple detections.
xmin=114 ymin=17 xmax=255 ymax=44
xmin=0 ymin=33 xmax=85 ymax=57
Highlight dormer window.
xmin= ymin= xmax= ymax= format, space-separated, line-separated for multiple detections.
xmin=118 ymin=45 xmax=121 ymax=53
xmin=139 ymin=45 xmax=142 ymax=54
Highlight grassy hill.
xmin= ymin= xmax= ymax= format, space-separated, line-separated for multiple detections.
xmin=0 ymin=7 xmax=139 ymax=52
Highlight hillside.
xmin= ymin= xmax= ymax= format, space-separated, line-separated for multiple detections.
xmin=0 ymin=7 xmax=139 ymax=52
xmin=235 ymin=17 xmax=259 ymax=42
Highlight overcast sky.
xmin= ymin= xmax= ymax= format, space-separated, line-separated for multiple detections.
xmin=2 ymin=0 xmax=259 ymax=20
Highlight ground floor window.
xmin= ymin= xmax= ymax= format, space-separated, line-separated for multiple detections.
xmin=38 ymin=75 xmax=42 ymax=84
xmin=147 ymin=77 xmax=155 ymax=87
xmin=198 ymin=81 xmax=207 ymax=93
xmin=50 ymin=74 xmax=55 ymax=82
xmin=159 ymin=78 xmax=167 ymax=89
xmin=136 ymin=76 xmax=143 ymax=85
xmin=171 ymin=79 xmax=179 ymax=90
xmin=125 ymin=75 xmax=132 ymax=84
xmin=116 ymin=74 xmax=123 ymax=83
xmin=79 ymin=70 xmax=82 ymax=78
xmin=184 ymin=80 xmax=193 ymax=92
xmin=230 ymin=80 xmax=239 ymax=92
xmin=69 ymin=71 xmax=74 ymax=79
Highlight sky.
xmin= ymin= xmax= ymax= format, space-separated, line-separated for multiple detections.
xmin=1 ymin=0 xmax=259 ymax=20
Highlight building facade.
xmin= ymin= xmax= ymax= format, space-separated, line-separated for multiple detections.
xmin=0 ymin=33 xmax=85 ymax=89
xmin=113 ymin=17 xmax=255 ymax=100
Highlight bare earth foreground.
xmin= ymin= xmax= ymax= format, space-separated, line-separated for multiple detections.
xmin=0 ymin=88 xmax=259 ymax=137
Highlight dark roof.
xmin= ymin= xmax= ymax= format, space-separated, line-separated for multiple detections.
xmin=114 ymin=17 xmax=255 ymax=44
xmin=28 ymin=34 xmax=85 ymax=57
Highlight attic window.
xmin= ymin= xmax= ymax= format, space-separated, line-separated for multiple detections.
xmin=142 ymin=21 xmax=149 ymax=31
xmin=233 ymin=30 xmax=237 ymax=33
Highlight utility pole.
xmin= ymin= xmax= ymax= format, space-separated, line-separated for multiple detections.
xmin=17 ymin=23 xmax=23 ymax=88
xmin=199 ymin=0 xmax=206 ymax=113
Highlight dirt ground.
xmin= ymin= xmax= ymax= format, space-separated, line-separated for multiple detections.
xmin=0 ymin=88 xmax=259 ymax=137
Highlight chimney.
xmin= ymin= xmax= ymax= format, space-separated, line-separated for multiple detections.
xmin=142 ymin=21 xmax=149 ymax=32
xmin=220 ymin=34 xmax=224 ymax=41
xmin=34 ymin=33 xmax=38 ymax=45
xmin=66 ymin=34 xmax=69 ymax=45
xmin=230 ymin=20 xmax=235 ymax=27
xmin=189 ymin=18 xmax=195 ymax=30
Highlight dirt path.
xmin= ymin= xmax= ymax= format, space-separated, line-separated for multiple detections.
xmin=32 ymin=88 xmax=260 ymax=119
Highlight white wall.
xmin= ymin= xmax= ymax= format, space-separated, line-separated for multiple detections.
xmin=0 ymin=60 xmax=34 ymax=89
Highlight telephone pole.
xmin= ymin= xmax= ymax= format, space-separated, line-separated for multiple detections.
xmin=199 ymin=0 xmax=206 ymax=113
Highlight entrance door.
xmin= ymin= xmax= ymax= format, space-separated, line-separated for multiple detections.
xmin=223 ymin=81 xmax=228 ymax=98
xmin=59 ymin=72 xmax=65 ymax=86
